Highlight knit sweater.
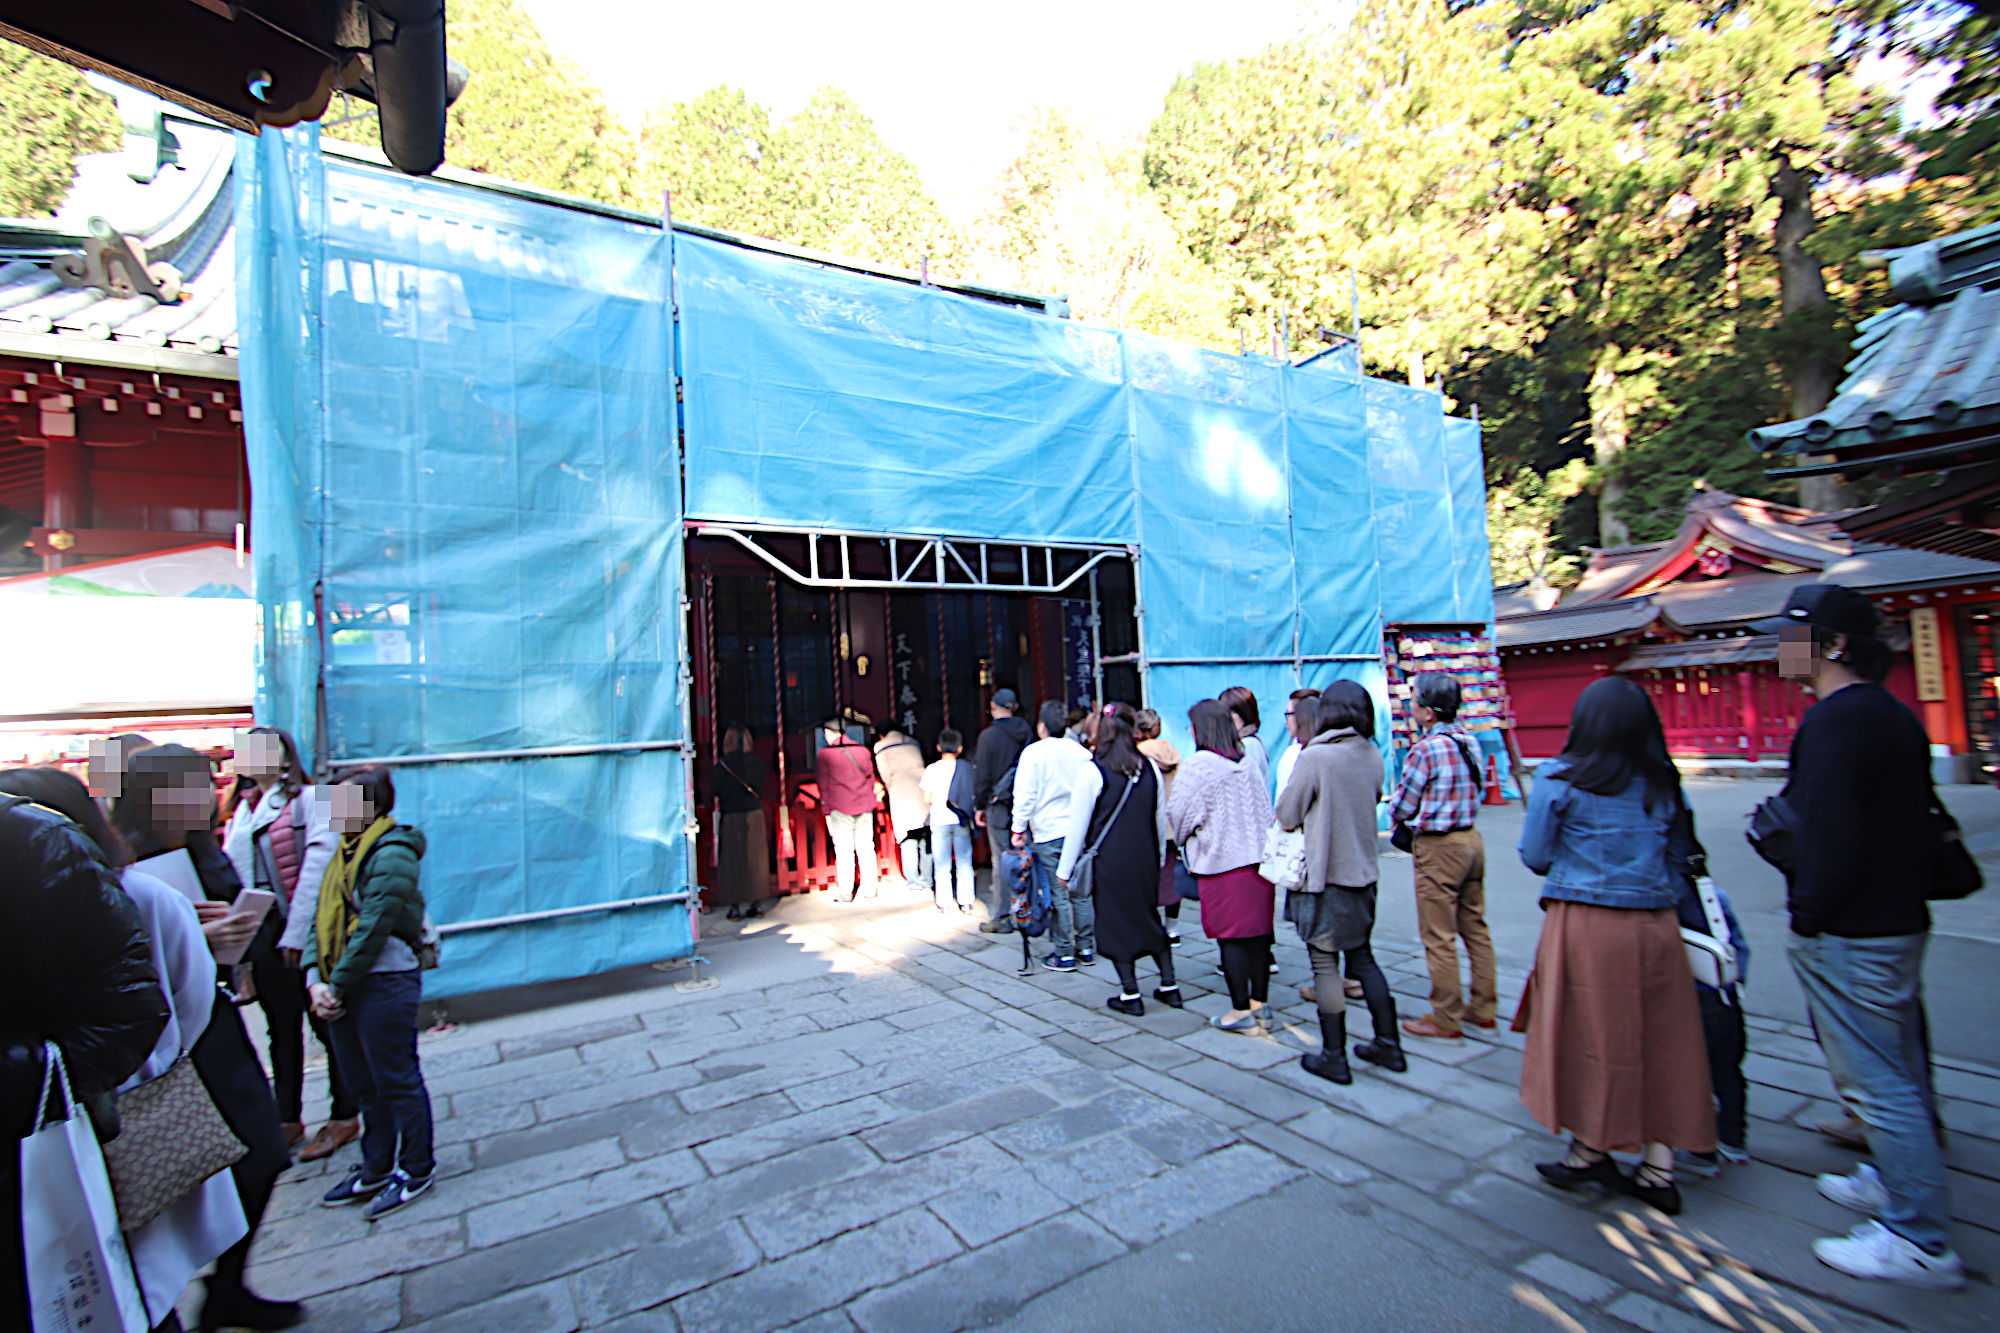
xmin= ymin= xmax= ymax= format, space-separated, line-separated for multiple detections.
xmin=1166 ymin=749 xmax=1272 ymax=875
xmin=1275 ymin=728 xmax=1384 ymax=891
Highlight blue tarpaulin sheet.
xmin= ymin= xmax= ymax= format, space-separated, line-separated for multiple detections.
xmin=238 ymin=130 xmax=1491 ymax=997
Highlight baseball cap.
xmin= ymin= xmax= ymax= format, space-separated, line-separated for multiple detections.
xmin=990 ymin=688 xmax=1020 ymax=709
xmin=1751 ymin=583 xmax=1881 ymax=639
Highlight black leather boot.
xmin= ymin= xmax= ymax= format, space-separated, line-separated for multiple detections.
xmin=1301 ymin=1011 xmax=1352 ymax=1084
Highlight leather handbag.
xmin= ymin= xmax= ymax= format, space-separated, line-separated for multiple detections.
xmin=102 ymin=1053 xmax=247 ymax=1233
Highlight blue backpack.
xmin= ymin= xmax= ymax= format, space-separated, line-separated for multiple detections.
xmin=1000 ymin=849 xmax=1050 ymax=937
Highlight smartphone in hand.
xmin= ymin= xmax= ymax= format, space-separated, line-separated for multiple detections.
xmin=211 ymin=888 xmax=276 ymax=966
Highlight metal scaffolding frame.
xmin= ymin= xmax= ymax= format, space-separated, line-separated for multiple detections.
xmin=687 ymin=520 xmax=1129 ymax=596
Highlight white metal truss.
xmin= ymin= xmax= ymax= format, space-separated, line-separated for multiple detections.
xmin=687 ymin=520 xmax=1130 ymax=594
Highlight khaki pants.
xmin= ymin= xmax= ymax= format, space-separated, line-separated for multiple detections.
xmin=1413 ymin=828 xmax=1495 ymax=1033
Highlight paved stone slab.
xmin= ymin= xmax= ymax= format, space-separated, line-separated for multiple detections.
xmin=1397 ymin=1101 xmax=1532 ymax=1161
xmin=569 ymin=1221 xmax=764 ymax=1325
xmin=535 ymin=1063 xmax=708 ymax=1124
xmin=784 ymin=1028 xmax=1042 ymax=1112
xmin=466 ymin=1149 xmax=704 ymax=1249
xmin=250 ymin=1217 xmax=465 ymax=1301
xmin=1236 ymin=1119 xmax=1372 ymax=1185
xmin=671 ymin=1207 xmax=961 ymax=1332
xmin=925 ymin=1170 xmax=1072 ymax=1248
xmin=678 ymin=1047 xmax=864 ymax=1114
xmin=280 ymin=1275 xmax=401 ymax=1333
xmin=497 ymin=1014 xmax=644 ymax=1062
xmin=401 ymin=1201 xmax=669 ymax=1324
xmin=1174 ymin=1026 xmax=1306 ymax=1071
xmin=1515 ymin=1251 xmax=1621 ymax=1306
xmin=669 ymin=1137 xmax=881 ymax=1233
xmin=1112 ymin=1064 xmax=1255 ymax=1129
xmin=429 ymin=1046 xmax=581 ymax=1096
xmin=861 ymin=1083 xmax=1060 ymax=1161
xmin=1170 ymin=1057 xmax=1323 ymax=1123
xmin=848 ymin=1212 xmax=1126 ymax=1333
xmin=1020 ymin=1132 xmax=1173 ymax=1207
xmin=1080 ymin=1143 xmax=1301 ymax=1244
xmin=986 ymin=1087 xmax=1180 ymax=1157
xmin=620 ymin=1091 xmax=800 ymax=1163
xmin=741 ymin=1137 xmax=1015 ymax=1258
xmin=400 ymin=1278 xmax=578 ymax=1333
xmin=1284 ymin=1108 xmax=1470 ymax=1191
xmin=873 ymin=1045 xmax=1075 ymax=1115
xmin=695 ymin=1096 xmax=898 ymax=1176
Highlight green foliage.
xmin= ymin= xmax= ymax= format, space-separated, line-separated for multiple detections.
xmin=640 ymin=86 xmax=961 ymax=276
xmin=978 ymin=108 xmax=1237 ymax=337
xmin=1489 ymin=459 xmax=1592 ymax=583
xmin=0 ymin=42 xmax=120 ymax=218
xmin=326 ymin=0 xmax=641 ymax=208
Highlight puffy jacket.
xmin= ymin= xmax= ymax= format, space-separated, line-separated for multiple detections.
xmin=304 ymin=826 xmax=428 ymax=994
xmin=1518 ymin=760 xmax=1694 ymax=910
xmin=0 ymin=795 xmax=168 ymax=1138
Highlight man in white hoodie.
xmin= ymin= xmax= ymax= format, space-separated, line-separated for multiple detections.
xmin=1012 ymin=700 xmax=1096 ymax=970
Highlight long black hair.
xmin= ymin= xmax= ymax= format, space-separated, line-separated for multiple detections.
xmin=0 ymin=766 xmax=132 ymax=867
xmin=1556 ymin=677 xmax=1683 ymax=813
xmin=1092 ymin=702 xmax=1146 ymax=777
xmin=1189 ymin=699 xmax=1242 ymax=760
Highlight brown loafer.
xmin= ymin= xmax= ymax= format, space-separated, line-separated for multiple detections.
xmin=1401 ymin=1016 xmax=1464 ymax=1040
xmin=298 ymin=1117 xmax=360 ymax=1162
xmin=281 ymin=1121 xmax=305 ymax=1149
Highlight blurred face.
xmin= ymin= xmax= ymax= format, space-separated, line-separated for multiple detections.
xmin=151 ymin=770 xmax=214 ymax=833
xmin=326 ymin=783 xmax=376 ymax=834
xmin=1284 ymin=701 xmax=1303 ymax=741
xmin=1413 ymin=701 xmax=1438 ymax=730
xmin=1776 ymin=625 xmax=1820 ymax=680
xmin=233 ymin=731 xmax=285 ymax=782
xmin=86 ymin=736 xmax=133 ymax=799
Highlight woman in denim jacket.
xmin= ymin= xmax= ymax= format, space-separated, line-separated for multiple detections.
xmin=1514 ymin=677 xmax=1714 ymax=1216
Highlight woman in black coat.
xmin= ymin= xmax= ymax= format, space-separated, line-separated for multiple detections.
xmin=1056 ymin=704 xmax=1182 ymax=1016
xmin=1 ymin=794 xmax=167 ymax=1329
xmin=115 ymin=745 xmax=302 ymax=1331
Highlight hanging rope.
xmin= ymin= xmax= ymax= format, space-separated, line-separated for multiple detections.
xmin=770 ymin=576 xmax=792 ymax=860
xmin=702 ymin=568 xmax=718 ymax=870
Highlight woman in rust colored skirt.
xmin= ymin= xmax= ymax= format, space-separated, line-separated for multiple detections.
xmin=1514 ymin=678 xmax=1714 ymax=1216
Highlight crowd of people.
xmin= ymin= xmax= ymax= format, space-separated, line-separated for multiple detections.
xmin=5 ymin=580 xmax=1969 ymax=1329
xmin=2 ymin=730 xmax=439 ymax=1331
xmin=699 ymin=583 xmax=1967 ymax=1293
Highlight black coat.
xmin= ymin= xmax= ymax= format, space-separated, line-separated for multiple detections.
xmin=1779 ymin=682 xmax=1934 ymax=938
xmin=1 ymin=795 xmax=168 ymax=1326
xmin=973 ymin=715 xmax=1034 ymax=810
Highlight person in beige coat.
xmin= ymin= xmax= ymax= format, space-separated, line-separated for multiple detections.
xmin=1276 ymin=681 xmax=1403 ymax=1082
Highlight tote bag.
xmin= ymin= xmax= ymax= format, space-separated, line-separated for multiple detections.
xmin=21 ymin=1042 xmax=148 ymax=1333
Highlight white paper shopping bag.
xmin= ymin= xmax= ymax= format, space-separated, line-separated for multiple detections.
xmin=20 ymin=1042 xmax=147 ymax=1333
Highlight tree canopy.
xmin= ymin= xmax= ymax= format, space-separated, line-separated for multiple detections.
xmin=0 ymin=44 xmax=120 ymax=218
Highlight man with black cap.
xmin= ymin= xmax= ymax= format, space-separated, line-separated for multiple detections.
xmin=1756 ymin=582 xmax=1964 ymax=1290
xmin=971 ymin=688 xmax=1033 ymax=933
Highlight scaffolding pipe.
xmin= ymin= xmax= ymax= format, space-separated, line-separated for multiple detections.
xmin=434 ymin=891 xmax=693 ymax=936
xmin=329 ymin=739 xmax=686 ymax=767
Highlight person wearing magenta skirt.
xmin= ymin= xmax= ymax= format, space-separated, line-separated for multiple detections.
xmin=1168 ymin=698 xmax=1277 ymax=1032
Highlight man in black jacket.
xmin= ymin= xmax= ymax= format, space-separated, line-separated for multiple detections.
xmin=971 ymin=688 xmax=1034 ymax=933
xmin=1757 ymin=584 xmax=1963 ymax=1290
xmin=1 ymin=793 xmax=168 ymax=1327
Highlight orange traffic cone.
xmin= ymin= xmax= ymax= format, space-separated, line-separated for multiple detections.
xmin=1483 ymin=754 xmax=1506 ymax=806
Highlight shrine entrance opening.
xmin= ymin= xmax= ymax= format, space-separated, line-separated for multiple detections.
xmin=686 ymin=526 xmax=1141 ymax=896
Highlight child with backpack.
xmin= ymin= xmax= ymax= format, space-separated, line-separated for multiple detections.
xmin=920 ymin=730 xmax=978 ymax=914
xmin=1675 ymin=822 xmax=1751 ymax=1177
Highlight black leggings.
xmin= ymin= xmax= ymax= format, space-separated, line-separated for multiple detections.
xmin=1218 ymin=935 xmax=1273 ymax=1009
xmin=192 ymin=998 xmax=291 ymax=1300
xmin=1113 ymin=950 xmax=1178 ymax=996
xmin=250 ymin=937 xmax=357 ymax=1122
xmin=1310 ymin=942 xmax=1397 ymax=1042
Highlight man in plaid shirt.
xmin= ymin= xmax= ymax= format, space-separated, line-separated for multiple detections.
xmin=1390 ymin=673 xmax=1496 ymax=1039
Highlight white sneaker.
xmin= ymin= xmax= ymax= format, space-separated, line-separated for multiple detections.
xmin=1813 ymin=1220 xmax=1965 ymax=1290
xmin=1817 ymin=1164 xmax=1890 ymax=1215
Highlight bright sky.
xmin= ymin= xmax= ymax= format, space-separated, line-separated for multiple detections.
xmin=517 ymin=0 xmax=1333 ymax=223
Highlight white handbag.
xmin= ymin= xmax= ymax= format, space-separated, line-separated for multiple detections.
xmin=1680 ymin=877 xmax=1741 ymax=993
xmin=1259 ymin=823 xmax=1308 ymax=893
xmin=21 ymin=1042 xmax=149 ymax=1333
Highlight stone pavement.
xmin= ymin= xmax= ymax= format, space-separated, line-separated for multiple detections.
xmin=238 ymin=874 xmax=2000 ymax=1333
